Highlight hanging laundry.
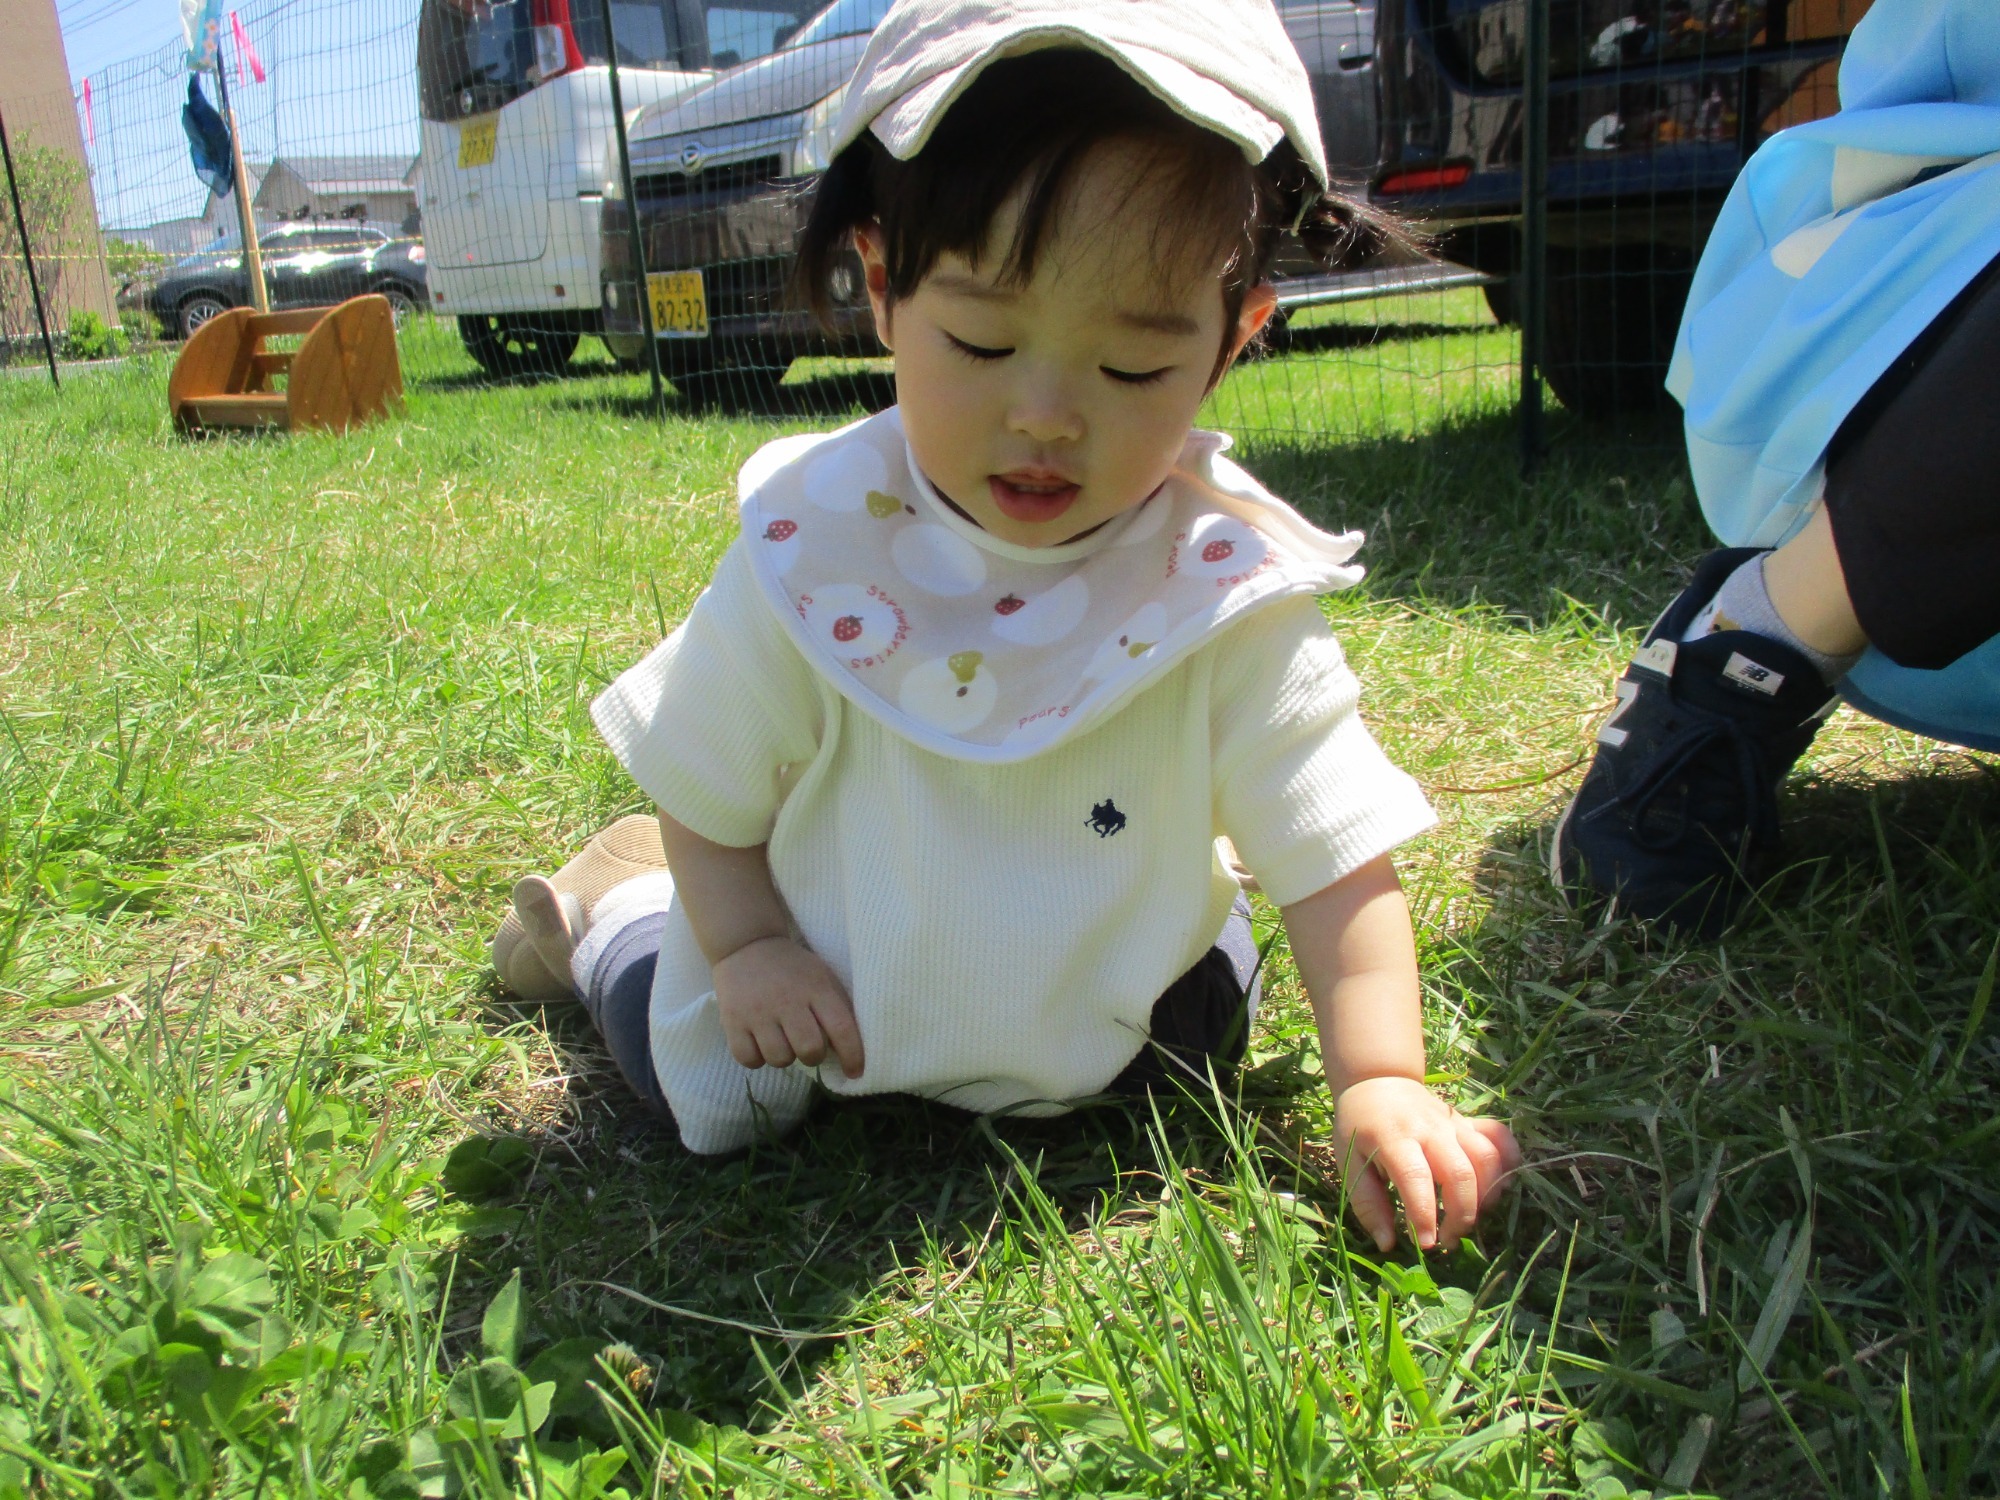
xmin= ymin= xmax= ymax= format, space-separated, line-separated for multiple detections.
xmin=182 ymin=0 xmax=222 ymax=72
xmin=182 ymin=75 xmax=233 ymax=197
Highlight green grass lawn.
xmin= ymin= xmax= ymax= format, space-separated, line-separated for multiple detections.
xmin=1 ymin=315 xmax=1995 ymax=1498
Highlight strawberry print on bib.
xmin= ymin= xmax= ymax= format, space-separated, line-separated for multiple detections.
xmin=736 ymin=408 xmax=1365 ymax=763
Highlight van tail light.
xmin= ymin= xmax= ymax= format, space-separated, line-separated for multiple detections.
xmin=1376 ymin=163 xmax=1473 ymax=195
xmin=530 ymin=0 xmax=584 ymax=78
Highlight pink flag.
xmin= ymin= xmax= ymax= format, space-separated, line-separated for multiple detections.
xmin=230 ymin=12 xmax=266 ymax=84
xmin=80 ymin=78 xmax=94 ymax=145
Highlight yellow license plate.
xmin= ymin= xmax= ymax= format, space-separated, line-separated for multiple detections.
xmin=647 ymin=270 xmax=710 ymax=339
xmin=457 ymin=117 xmax=497 ymax=168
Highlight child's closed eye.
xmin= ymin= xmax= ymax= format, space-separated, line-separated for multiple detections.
xmin=1101 ymin=364 xmax=1173 ymax=386
xmin=944 ymin=332 xmax=1012 ymax=362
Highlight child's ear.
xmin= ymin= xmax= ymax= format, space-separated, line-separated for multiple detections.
xmin=1226 ymin=281 xmax=1279 ymax=367
xmin=852 ymin=222 xmax=896 ymax=351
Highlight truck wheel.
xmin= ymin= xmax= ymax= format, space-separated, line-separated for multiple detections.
xmin=457 ymin=315 xmax=581 ymax=376
xmin=603 ymin=332 xmax=648 ymax=372
xmin=1538 ymin=248 xmax=1692 ymax=418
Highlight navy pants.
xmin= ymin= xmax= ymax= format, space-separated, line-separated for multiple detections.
xmin=578 ymin=898 xmax=1263 ymax=1123
xmin=1824 ymin=250 xmax=2000 ymax=672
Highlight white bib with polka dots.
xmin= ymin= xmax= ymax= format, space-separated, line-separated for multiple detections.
xmin=736 ymin=406 xmax=1364 ymax=763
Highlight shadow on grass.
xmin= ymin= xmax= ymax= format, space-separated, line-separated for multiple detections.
xmin=1454 ymin=756 xmax=2000 ymax=1495
xmin=413 ymin=358 xmax=632 ymax=394
xmin=441 ymin=1011 xmax=1316 ymax=1430
xmin=1255 ymin=320 xmax=1500 ymax=357
xmin=1233 ymin=408 xmax=1707 ymax=630
xmin=548 ymin=368 xmax=899 ymax=423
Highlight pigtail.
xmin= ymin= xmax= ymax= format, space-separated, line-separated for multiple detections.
xmin=1297 ymin=191 xmax=1407 ymax=272
xmin=1255 ymin=141 xmax=1419 ymax=275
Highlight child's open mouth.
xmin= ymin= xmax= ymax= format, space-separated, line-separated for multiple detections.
xmin=989 ymin=472 xmax=1082 ymax=525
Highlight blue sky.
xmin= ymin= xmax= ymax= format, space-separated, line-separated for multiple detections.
xmin=61 ymin=0 xmax=214 ymax=86
xmin=59 ymin=0 xmax=420 ymax=230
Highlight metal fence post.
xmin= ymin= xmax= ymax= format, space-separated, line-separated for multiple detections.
xmin=1518 ymin=0 xmax=1550 ymax=478
xmin=0 ymin=103 xmax=61 ymax=387
xmin=599 ymin=0 xmax=666 ymax=415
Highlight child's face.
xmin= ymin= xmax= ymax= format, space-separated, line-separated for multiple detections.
xmin=856 ymin=141 xmax=1276 ymax=548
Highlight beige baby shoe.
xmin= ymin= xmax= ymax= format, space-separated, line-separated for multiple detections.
xmin=490 ymin=814 xmax=667 ymax=1001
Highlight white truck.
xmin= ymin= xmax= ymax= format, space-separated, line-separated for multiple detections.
xmin=417 ymin=0 xmax=815 ymax=373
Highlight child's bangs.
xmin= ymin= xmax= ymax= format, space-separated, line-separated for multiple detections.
xmin=876 ymin=53 xmax=1257 ymax=302
xmin=796 ymin=45 xmax=1400 ymax=358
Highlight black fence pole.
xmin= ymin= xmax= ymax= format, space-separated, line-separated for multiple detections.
xmin=599 ymin=0 xmax=666 ymax=414
xmin=0 ymin=103 xmax=61 ymax=388
xmin=1518 ymin=0 xmax=1550 ymax=478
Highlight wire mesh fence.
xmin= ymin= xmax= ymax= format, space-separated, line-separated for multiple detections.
xmin=15 ymin=0 xmax=1872 ymax=455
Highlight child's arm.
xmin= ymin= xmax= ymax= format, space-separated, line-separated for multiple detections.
xmin=1281 ymin=854 xmax=1519 ymax=1251
xmin=656 ymin=811 xmax=866 ymax=1079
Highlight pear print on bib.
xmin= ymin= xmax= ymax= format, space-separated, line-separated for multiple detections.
xmin=900 ymin=650 xmax=998 ymax=732
xmin=741 ymin=409 xmax=1365 ymax=763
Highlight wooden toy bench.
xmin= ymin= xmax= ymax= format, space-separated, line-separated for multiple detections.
xmin=169 ymin=294 xmax=404 ymax=436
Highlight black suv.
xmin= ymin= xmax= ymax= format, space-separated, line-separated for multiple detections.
xmin=148 ymin=223 xmax=429 ymax=341
xmin=1365 ymin=0 xmax=1869 ymax=412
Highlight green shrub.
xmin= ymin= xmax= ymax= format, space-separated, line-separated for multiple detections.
xmin=63 ymin=309 xmax=128 ymax=361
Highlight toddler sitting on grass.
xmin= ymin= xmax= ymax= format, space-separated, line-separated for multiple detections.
xmin=493 ymin=0 xmax=1518 ymax=1251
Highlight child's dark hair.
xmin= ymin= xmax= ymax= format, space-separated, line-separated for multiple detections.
xmin=796 ymin=49 xmax=1395 ymax=382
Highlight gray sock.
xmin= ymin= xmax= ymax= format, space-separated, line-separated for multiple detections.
xmin=1682 ymin=551 xmax=1864 ymax=685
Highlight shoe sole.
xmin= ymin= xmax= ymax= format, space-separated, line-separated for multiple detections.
xmin=1548 ymin=788 xmax=1580 ymax=897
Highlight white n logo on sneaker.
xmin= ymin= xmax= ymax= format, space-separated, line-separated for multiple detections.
xmin=1598 ymin=678 xmax=1641 ymax=747
xmin=1722 ymin=652 xmax=1785 ymax=696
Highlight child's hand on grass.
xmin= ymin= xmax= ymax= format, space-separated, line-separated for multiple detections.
xmin=713 ymin=935 xmax=866 ymax=1078
xmin=1332 ymin=1076 xmax=1520 ymax=1252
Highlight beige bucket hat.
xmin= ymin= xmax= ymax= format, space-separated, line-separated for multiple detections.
xmin=829 ymin=0 xmax=1329 ymax=190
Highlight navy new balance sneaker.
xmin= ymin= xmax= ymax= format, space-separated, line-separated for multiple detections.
xmin=1552 ymin=548 xmax=1842 ymax=937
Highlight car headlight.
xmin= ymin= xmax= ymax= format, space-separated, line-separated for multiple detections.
xmin=788 ymin=89 xmax=846 ymax=177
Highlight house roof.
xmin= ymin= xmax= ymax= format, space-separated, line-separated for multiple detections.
xmin=265 ymin=154 xmax=420 ymax=195
xmin=203 ymin=160 xmax=271 ymax=217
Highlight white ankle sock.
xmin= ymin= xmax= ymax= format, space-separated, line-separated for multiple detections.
xmin=1682 ymin=552 xmax=1863 ymax=685
xmin=568 ymin=871 xmax=678 ymax=997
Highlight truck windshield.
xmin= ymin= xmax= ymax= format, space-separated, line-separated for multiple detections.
xmin=419 ymin=0 xmax=703 ymax=121
xmin=781 ymin=0 xmax=891 ymax=50
xmin=704 ymin=5 xmax=816 ymax=67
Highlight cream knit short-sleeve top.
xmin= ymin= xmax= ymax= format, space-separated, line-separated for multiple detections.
xmin=590 ymin=408 xmax=1434 ymax=1152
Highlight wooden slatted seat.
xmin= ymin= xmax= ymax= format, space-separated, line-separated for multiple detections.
xmin=169 ymin=295 xmax=404 ymax=436
xmin=176 ymin=394 xmax=291 ymax=430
